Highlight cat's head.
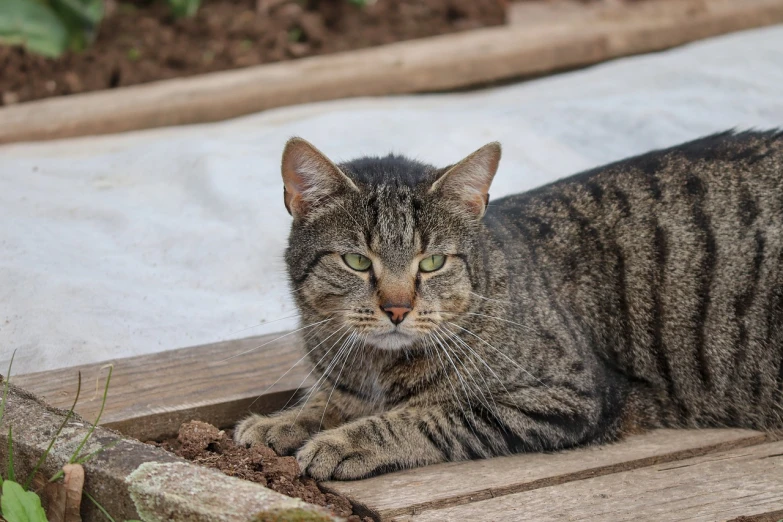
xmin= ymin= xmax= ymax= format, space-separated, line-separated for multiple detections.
xmin=282 ymin=138 xmax=501 ymax=351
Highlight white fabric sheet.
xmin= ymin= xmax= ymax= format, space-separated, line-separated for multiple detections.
xmin=1 ymin=26 xmax=782 ymax=374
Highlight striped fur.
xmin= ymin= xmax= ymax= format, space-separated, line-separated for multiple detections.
xmin=236 ymin=130 xmax=783 ymax=480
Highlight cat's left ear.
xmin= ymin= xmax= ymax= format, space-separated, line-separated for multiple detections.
xmin=429 ymin=142 xmax=501 ymax=219
xmin=281 ymin=137 xmax=358 ymax=219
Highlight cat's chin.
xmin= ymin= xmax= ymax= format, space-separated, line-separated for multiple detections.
xmin=365 ymin=330 xmax=419 ymax=351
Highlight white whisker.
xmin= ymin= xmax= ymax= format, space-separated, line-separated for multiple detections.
xmin=440 ymin=325 xmax=510 ymax=393
xmin=432 ymin=329 xmax=475 ymax=408
xmin=224 ymin=312 xmax=302 ymax=337
xmin=285 ymin=327 xmax=352 ymax=413
xmin=216 ymin=317 xmax=333 ymax=363
xmin=437 ymin=326 xmax=499 ymax=414
xmin=427 ymin=333 xmax=472 ymax=426
xmin=319 ymin=333 xmax=363 ymax=430
xmin=460 ymin=311 xmax=536 ymax=333
xmin=247 ymin=322 xmax=350 ymax=412
xmin=440 ymin=323 xmax=571 ymax=422
xmin=446 ymin=321 xmax=552 ymax=391
xmin=469 ymin=291 xmax=510 ymax=304
xmin=331 ymin=196 xmax=365 ymax=232
xmin=296 ymin=330 xmax=357 ymax=421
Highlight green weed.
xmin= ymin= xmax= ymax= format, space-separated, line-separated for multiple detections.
xmin=0 ymin=358 xmax=130 ymax=521
xmin=0 ymin=0 xmax=202 ymax=58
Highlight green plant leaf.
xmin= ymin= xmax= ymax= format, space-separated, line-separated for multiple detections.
xmin=166 ymin=0 xmax=200 ymax=17
xmin=0 ymin=0 xmax=68 ymax=58
xmin=49 ymin=0 xmax=104 ymax=51
xmin=0 ymin=480 xmax=48 ymax=522
xmin=52 ymin=0 xmax=103 ymax=25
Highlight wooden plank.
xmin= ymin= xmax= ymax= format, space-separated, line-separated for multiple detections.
xmin=405 ymin=440 xmax=783 ymax=522
xmin=1 ymin=0 xmax=782 ymax=144
xmin=325 ymin=429 xmax=769 ymax=519
xmin=11 ymin=330 xmax=313 ymax=440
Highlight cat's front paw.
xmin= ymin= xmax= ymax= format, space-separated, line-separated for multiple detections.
xmin=234 ymin=414 xmax=311 ymax=456
xmin=296 ymin=430 xmax=382 ymax=481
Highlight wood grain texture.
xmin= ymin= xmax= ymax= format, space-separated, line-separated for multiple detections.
xmin=8 ymin=340 xmax=778 ymax=520
xmin=325 ymin=429 xmax=769 ymax=519
xmin=12 ymin=331 xmax=312 ymax=440
xmin=1 ymin=0 xmax=782 ymax=144
xmin=405 ymin=440 xmax=783 ymax=522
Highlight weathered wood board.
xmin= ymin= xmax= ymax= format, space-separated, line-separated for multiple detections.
xmin=1 ymin=0 xmax=782 ymax=144
xmin=324 ymin=428 xmax=769 ymax=519
xmin=10 ymin=336 xmax=781 ymax=521
xmin=12 ymin=330 xmax=312 ymax=440
xmin=403 ymin=440 xmax=783 ymax=522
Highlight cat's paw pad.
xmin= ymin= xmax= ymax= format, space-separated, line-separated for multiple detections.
xmin=296 ymin=432 xmax=377 ymax=481
xmin=234 ymin=414 xmax=310 ymax=456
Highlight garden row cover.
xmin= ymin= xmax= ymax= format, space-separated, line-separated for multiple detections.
xmin=1 ymin=26 xmax=782 ymax=374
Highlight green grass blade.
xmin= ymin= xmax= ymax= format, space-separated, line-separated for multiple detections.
xmin=23 ymin=372 xmax=81 ymax=490
xmin=7 ymin=425 xmax=15 ymax=482
xmin=0 ymin=350 xmax=16 ymax=490
xmin=84 ymin=490 xmax=116 ymax=522
xmin=51 ymin=365 xmax=112 ymax=482
xmin=72 ymin=365 xmax=111 ymax=461
xmin=0 ymin=349 xmax=17 ymax=427
xmin=76 ymin=439 xmax=119 ymax=464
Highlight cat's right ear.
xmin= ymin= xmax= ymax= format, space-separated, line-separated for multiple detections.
xmin=429 ymin=142 xmax=501 ymax=219
xmin=281 ymin=137 xmax=358 ymax=219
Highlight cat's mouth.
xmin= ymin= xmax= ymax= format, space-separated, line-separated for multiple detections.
xmin=365 ymin=328 xmax=418 ymax=350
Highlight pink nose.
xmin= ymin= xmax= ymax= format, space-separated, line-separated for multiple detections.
xmin=382 ymin=304 xmax=412 ymax=325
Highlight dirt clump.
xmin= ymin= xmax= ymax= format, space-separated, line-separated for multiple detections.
xmin=151 ymin=421 xmax=369 ymax=521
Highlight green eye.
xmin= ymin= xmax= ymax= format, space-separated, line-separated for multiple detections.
xmin=419 ymin=254 xmax=446 ymax=273
xmin=343 ymin=253 xmax=372 ymax=271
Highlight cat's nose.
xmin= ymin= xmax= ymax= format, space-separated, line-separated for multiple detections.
xmin=382 ymin=304 xmax=412 ymax=325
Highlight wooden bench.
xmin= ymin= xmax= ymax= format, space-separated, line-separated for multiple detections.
xmin=15 ymin=332 xmax=783 ymax=521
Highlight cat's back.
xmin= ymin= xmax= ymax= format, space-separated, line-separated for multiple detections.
xmin=484 ymin=130 xmax=783 ymax=294
xmin=486 ymin=130 xmax=783 ymax=260
xmin=485 ymin=130 xmax=783 ymax=429
xmin=489 ymin=130 xmax=783 ymax=223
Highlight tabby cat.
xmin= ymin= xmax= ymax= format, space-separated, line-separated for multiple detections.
xmin=236 ymin=130 xmax=783 ymax=481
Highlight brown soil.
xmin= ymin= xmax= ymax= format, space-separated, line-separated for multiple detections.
xmin=0 ymin=0 xmax=507 ymax=106
xmin=150 ymin=421 xmax=372 ymax=521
